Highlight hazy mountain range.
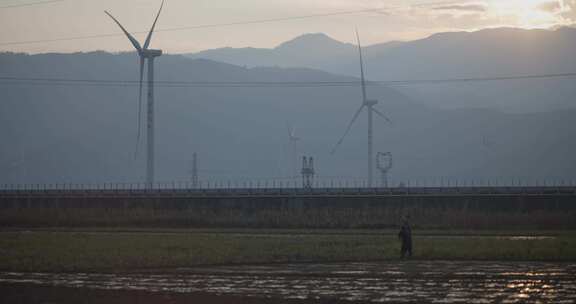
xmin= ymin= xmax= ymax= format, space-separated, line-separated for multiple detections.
xmin=1 ymin=48 xmax=575 ymax=184
xmin=188 ymin=27 xmax=576 ymax=113
xmin=188 ymin=32 xmax=405 ymax=75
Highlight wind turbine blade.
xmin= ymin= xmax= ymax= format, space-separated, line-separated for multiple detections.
xmin=134 ymin=57 xmax=145 ymax=158
xmin=143 ymin=0 xmax=165 ymax=50
xmin=287 ymin=123 xmax=301 ymax=141
xmin=287 ymin=123 xmax=293 ymax=138
xmin=372 ymin=107 xmax=393 ymax=125
xmin=104 ymin=11 xmax=142 ymax=52
xmin=355 ymin=29 xmax=367 ymax=103
xmin=331 ymin=105 xmax=365 ymax=155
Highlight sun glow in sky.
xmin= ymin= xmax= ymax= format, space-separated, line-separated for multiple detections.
xmin=489 ymin=0 xmax=561 ymax=28
xmin=0 ymin=0 xmax=574 ymax=53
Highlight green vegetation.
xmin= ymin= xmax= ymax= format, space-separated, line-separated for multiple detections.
xmin=0 ymin=230 xmax=575 ymax=273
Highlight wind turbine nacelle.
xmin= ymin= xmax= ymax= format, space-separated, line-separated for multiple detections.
xmin=144 ymin=49 xmax=163 ymax=58
xmin=365 ymin=99 xmax=378 ymax=106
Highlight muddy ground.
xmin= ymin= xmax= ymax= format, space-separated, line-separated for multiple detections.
xmin=1 ymin=261 xmax=575 ymax=303
xmin=0 ymin=284 xmax=347 ymax=304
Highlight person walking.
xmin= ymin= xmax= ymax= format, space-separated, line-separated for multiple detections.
xmin=398 ymin=216 xmax=412 ymax=259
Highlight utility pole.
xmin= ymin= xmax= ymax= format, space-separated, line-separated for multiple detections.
xmin=309 ymin=157 xmax=315 ymax=188
xmin=17 ymin=146 xmax=26 ymax=184
xmin=191 ymin=152 xmax=199 ymax=189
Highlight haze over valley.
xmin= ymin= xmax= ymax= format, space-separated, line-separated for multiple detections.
xmin=2 ymin=27 xmax=575 ymax=185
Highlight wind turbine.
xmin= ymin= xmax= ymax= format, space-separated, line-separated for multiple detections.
xmin=105 ymin=0 xmax=165 ymax=188
xmin=331 ymin=30 xmax=392 ymax=187
xmin=287 ymin=123 xmax=300 ymax=178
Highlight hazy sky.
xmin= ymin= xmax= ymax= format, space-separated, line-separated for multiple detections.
xmin=1 ymin=0 xmax=575 ymax=54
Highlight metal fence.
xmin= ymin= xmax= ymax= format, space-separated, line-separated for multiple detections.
xmin=1 ymin=178 xmax=575 ymax=197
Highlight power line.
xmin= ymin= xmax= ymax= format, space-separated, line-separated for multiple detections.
xmin=0 ymin=0 xmax=506 ymax=47
xmin=0 ymin=72 xmax=574 ymax=88
xmin=0 ymin=8 xmax=387 ymax=46
xmin=378 ymin=73 xmax=576 ymax=85
xmin=0 ymin=0 xmax=64 ymax=9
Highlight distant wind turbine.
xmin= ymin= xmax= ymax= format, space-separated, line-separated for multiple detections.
xmin=105 ymin=0 xmax=165 ymax=188
xmin=331 ymin=30 xmax=392 ymax=187
xmin=287 ymin=123 xmax=300 ymax=178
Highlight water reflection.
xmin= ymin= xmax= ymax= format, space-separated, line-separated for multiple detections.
xmin=0 ymin=261 xmax=575 ymax=303
xmin=503 ymin=236 xmax=555 ymax=241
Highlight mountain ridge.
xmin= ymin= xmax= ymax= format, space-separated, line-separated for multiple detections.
xmin=1 ymin=51 xmax=575 ymax=184
xmin=186 ymin=27 xmax=576 ymax=112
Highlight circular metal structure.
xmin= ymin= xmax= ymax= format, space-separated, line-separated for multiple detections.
xmin=376 ymin=152 xmax=393 ymax=188
xmin=377 ymin=152 xmax=393 ymax=171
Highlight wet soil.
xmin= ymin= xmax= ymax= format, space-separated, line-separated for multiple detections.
xmin=1 ymin=261 xmax=575 ymax=303
xmin=0 ymin=284 xmax=344 ymax=304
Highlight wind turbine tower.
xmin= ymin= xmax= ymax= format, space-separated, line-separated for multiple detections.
xmin=331 ymin=30 xmax=392 ymax=187
xmin=287 ymin=124 xmax=300 ymax=178
xmin=105 ymin=0 xmax=165 ymax=188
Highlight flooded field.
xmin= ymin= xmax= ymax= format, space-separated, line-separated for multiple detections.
xmin=1 ymin=261 xmax=575 ymax=303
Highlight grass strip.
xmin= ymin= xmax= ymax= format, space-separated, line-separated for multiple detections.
xmin=0 ymin=230 xmax=574 ymax=273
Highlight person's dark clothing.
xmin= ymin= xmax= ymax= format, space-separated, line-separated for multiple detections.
xmin=398 ymin=222 xmax=412 ymax=258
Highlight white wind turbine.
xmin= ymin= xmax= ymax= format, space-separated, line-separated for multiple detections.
xmin=287 ymin=123 xmax=301 ymax=178
xmin=105 ymin=0 xmax=165 ymax=188
xmin=331 ymin=30 xmax=392 ymax=187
